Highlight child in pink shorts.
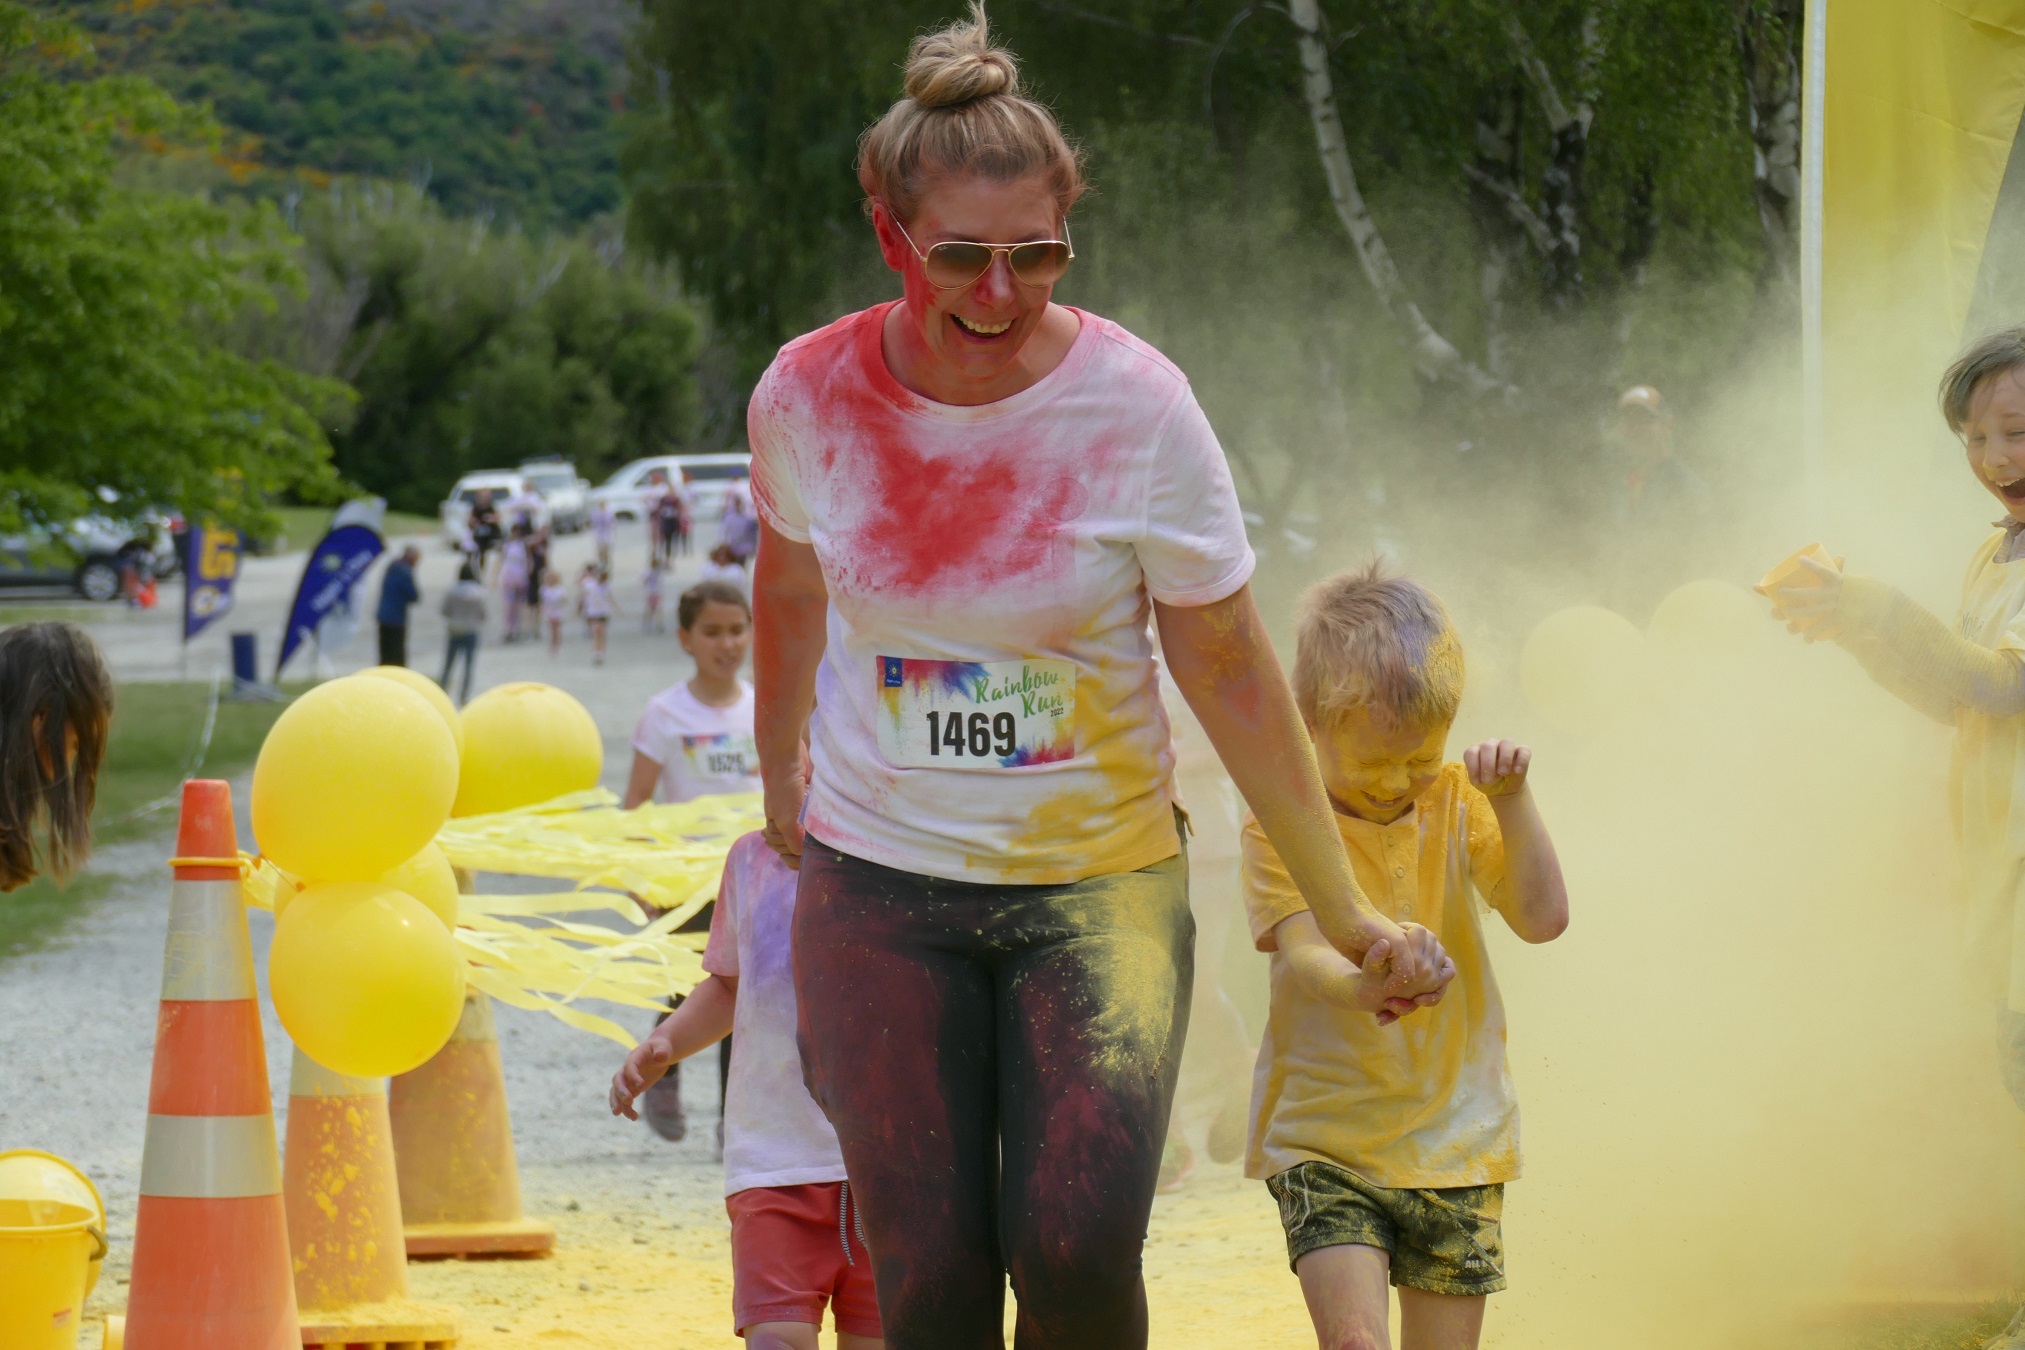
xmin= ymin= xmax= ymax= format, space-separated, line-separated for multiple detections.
xmin=611 ymin=831 xmax=884 ymax=1349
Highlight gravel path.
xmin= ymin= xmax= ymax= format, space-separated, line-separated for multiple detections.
xmin=0 ymin=519 xmax=1305 ymax=1347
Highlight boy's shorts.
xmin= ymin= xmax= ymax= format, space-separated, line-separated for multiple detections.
xmin=725 ymin=1181 xmax=882 ymax=1338
xmin=1266 ymin=1161 xmax=1507 ymax=1297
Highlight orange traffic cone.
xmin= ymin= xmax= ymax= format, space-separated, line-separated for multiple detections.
xmin=389 ymin=990 xmax=555 ymax=1257
xmin=283 ymin=1049 xmax=458 ymax=1347
xmin=124 ymin=780 xmax=298 ymax=1349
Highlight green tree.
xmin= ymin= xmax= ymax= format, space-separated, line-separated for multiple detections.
xmin=0 ymin=2 xmax=342 ymax=531
xmin=269 ymin=183 xmax=701 ymax=515
xmin=622 ymin=0 xmax=1769 ymax=503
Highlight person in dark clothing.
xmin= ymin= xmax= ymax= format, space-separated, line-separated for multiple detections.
xmin=469 ymin=491 xmax=503 ymax=572
xmin=1607 ymin=385 xmax=1719 ymax=620
xmin=376 ymin=546 xmax=423 ymax=667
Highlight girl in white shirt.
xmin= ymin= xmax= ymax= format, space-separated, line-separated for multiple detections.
xmin=624 ymin=580 xmax=759 ymax=808
xmin=577 ymin=564 xmax=619 ymax=667
xmin=538 ymin=569 xmax=568 ymax=655
xmin=622 ymin=579 xmax=759 ymax=1146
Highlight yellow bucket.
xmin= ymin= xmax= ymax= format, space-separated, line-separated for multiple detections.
xmin=0 ymin=1197 xmax=107 ymax=1350
xmin=0 ymin=1151 xmax=106 ymax=1296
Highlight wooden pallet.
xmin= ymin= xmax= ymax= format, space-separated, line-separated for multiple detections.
xmin=299 ymin=1299 xmax=460 ymax=1349
xmin=404 ymin=1217 xmax=555 ymax=1258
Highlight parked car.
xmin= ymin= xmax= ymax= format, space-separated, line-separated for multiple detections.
xmin=589 ymin=453 xmax=753 ymax=523
xmin=0 ymin=513 xmax=180 ymax=602
xmin=439 ymin=471 xmax=547 ymax=548
xmin=518 ymin=458 xmax=590 ymax=533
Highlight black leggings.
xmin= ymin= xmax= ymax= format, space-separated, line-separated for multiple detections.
xmin=793 ymin=836 xmax=1192 ymax=1350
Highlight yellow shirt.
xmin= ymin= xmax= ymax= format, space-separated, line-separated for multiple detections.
xmin=1241 ymin=763 xmax=1522 ymax=1188
xmin=1952 ymin=530 xmax=2025 ymax=1010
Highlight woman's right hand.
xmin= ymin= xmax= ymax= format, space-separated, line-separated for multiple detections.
xmin=761 ymin=739 xmax=812 ymax=868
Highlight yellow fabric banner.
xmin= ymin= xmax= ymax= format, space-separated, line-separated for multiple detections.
xmin=1817 ymin=0 xmax=2025 ymax=474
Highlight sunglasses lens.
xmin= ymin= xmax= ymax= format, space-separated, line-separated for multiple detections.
xmin=1010 ymin=241 xmax=1073 ymax=286
xmin=924 ymin=243 xmax=994 ymax=288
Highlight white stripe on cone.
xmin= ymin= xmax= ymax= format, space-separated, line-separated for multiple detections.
xmin=160 ymin=879 xmax=257 ymax=1002
xmin=140 ymin=1116 xmax=284 ymax=1199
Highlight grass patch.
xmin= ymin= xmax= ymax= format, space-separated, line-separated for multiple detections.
xmin=0 ymin=872 xmax=114 ymax=959
xmin=93 ymin=681 xmax=298 ymax=841
xmin=0 ymin=679 xmax=299 ymax=956
xmin=266 ymin=505 xmax=438 ymax=553
xmin=0 ymin=603 xmax=114 ymax=626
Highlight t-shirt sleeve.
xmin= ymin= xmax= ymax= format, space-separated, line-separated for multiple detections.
xmin=1966 ymin=533 xmax=2025 ymax=655
xmin=701 ymin=844 xmax=746 ymax=978
xmin=1137 ymin=389 xmax=1257 ymax=607
xmin=1241 ymin=813 xmax=1309 ymax=952
xmin=747 ymin=360 xmax=812 ymax=544
xmin=631 ymin=697 xmax=672 ymax=768
xmin=1460 ymin=773 xmax=1515 ymax=916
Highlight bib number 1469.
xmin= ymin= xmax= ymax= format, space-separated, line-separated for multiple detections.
xmin=926 ymin=709 xmax=1017 ymax=758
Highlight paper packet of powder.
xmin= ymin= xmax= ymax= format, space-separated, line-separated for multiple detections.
xmin=1755 ymin=543 xmax=1839 ymax=597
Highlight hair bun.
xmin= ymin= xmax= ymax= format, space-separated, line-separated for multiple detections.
xmin=904 ymin=3 xmax=1020 ymax=109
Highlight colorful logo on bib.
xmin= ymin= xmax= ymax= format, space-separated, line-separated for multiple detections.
xmin=876 ymin=656 xmax=1075 ymax=768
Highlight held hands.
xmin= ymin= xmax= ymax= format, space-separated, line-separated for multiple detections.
xmin=1462 ymin=739 xmax=1532 ymax=798
xmin=609 ymin=1029 xmax=678 ymax=1121
xmin=1359 ymin=924 xmax=1457 ymax=1026
xmin=1276 ymin=912 xmax=1454 ymax=1025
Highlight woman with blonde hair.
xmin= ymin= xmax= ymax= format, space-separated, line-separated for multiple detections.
xmin=750 ymin=9 xmax=1453 ymax=1346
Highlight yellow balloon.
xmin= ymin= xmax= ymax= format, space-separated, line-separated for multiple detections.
xmin=270 ymin=881 xmax=466 ymax=1078
xmin=378 ymin=842 xmax=460 ymax=930
xmin=252 ymin=676 xmax=460 ymax=880
xmin=454 ymin=682 xmax=603 ymax=817
xmin=1647 ymin=579 xmax=1766 ymax=656
xmin=1520 ymin=605 xmax=1653 ymax=735
xmin=357 ymin=664 xmax=464 ymax=756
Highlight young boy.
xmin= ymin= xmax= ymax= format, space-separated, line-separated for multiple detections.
xmin=611 ymin=831 xmax=884 ymax=1350
xmin=1245 ymin=563 xmax=1569 ymax=1350
xmin=1764 ymin=329 xmax=2025 ymax=1349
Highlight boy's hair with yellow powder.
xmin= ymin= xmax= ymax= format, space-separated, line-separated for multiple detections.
xmin=1292 ymin=561 xmax=1465 ymax=732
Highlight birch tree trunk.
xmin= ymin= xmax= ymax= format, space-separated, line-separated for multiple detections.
xmin=1738 ymin=0 xmax=1803 ymax=293
xmin=1286 ymin=0 xmax=1509 ymax=397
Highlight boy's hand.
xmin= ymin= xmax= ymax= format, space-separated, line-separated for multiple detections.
xmin=1463 ymin=739 xmax=1532 ymax=797
xmin=609 ymin=1032 xmax=679 ymax=1121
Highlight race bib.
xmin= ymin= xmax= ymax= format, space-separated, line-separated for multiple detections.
xmin=877 ymin=656 xmax=1076 ymax=768
xmin=681 ymin=733 xmax=757 ymax=781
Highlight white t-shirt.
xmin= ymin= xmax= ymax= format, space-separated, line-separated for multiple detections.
xmin=539 ymin=582 xmax=568 ymax=621
xmin=581 ymin=577 xmax=613 ymax=620
xmin=749 ymin=302 xmax=1255 ymax=884
xmin=591 ymin=504 xmax=616 ymax=546
xmin=703 ymin=833 xmax=845 ymax=1194
xmin=632 ymin=681 xmax=761 ymax=803
xmin=698 ymin=561 xmax=748 ymax=589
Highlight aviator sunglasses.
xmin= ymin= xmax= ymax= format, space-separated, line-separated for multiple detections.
xmin=892 ymin=216 xmax=1076 ymax=290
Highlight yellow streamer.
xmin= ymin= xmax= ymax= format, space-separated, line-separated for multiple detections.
xmin=433 ymin=789 xmax=761 ymax=1048
xmin=237 ymin=790 xmax=762 ymax=1049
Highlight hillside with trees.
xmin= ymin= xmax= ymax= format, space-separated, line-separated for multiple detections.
xmin=42 ymin=0 xmax=633 ymax=227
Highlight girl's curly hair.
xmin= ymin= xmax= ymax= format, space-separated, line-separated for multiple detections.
xmin=0 ymin=623 xmax=114 ymax=892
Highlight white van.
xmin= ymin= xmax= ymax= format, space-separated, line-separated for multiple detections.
xmin=518 ymin=459 xmax=590 ymax=533
xmin=590 ymin=453 xmax=752 ymax=522
xmin=439 ymin=470 xmax=547 ymax=547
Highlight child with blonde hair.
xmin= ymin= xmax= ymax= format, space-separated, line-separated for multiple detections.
xmin=1764 ymin=328 xmax=2025 ymax=1350
xmin=1245 ymin=563 xmax=1568 ymax=1350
